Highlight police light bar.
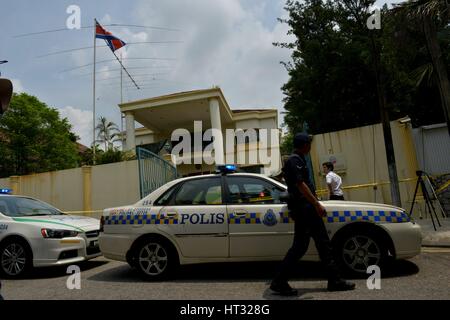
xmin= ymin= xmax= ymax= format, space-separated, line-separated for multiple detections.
xmin=0 ymin=189 xmax=12 ymax=194
xmin=216 ymin=165 xmax=237 ymax=174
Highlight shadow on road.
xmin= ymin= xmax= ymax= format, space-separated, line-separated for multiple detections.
xmin=382 ymin=259 xmax=420 ymax=278
xmin=262 ymin=287 xmax=329 ymax=300
xmin=87 ymin=259 xmax=419 ymax=284
xmin=1 ymin=260 xmax=109 ymax=280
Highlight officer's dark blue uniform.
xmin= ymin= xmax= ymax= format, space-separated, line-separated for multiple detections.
xmin=270 ymin=133 xmax=355 ymax=295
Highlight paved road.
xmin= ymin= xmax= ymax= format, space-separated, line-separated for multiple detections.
xmin=2 ymin=248 xmax=450 ymax=300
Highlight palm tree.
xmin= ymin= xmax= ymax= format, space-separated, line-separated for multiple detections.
xmin=95 ymin=116 xmax=120 ymax=151
xmin=394 ymin=0 xmax=450 ymax=135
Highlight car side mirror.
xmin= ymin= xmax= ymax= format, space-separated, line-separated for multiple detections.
xmin=0 ymin=78 xmax=13 ymax=115
xmin=279 ymin=191 xmax=290 ymax=203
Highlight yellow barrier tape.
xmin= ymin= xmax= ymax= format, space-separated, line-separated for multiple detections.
xmin=64 ymin=177 xmax=441 ymax=215
xmin=316 ymin=177 xmax=418 ymax=196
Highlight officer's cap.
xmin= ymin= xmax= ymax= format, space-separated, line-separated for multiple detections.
xmin=293 ymin=133 xmax=312 ymax=148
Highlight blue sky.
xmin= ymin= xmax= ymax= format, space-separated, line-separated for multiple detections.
xmin=0 ymin=0 xmax=401 ymax=146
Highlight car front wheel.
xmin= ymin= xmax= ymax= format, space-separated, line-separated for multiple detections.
xmin=336 ymin=230 xmax=388 ymax=276
xmin=0 ymin=239 xmax=32 ymax=278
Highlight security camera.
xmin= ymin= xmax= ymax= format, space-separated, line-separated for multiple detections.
xmin=398 ymin=116 xmax=411 ymax=124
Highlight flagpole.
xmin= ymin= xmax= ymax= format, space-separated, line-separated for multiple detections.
xmin=120 ymin=52 xmax=124 ymax=149
xmin=92 ymin=18 xmax=97 ymax=165
xmin=94 ymin=21 xmax=137 ymax=151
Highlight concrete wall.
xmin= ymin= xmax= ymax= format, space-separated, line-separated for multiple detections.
xmin=91 ymin=160 xmax=141 ymax=213
xmin=4 ymin=168 xmax=84 ymax=212
xmin=1 ymin=160 xmax=140 ymax=219
xmin=234 ymin=117 xmax=278 ymax=130
xmin=135 ymin=130 xmax=156 ymax=146
xmin=310 ymin=120 xmax=422 ymax=213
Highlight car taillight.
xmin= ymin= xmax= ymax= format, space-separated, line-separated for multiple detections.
xmin=100 ymin=216 xmax=105 ymax=232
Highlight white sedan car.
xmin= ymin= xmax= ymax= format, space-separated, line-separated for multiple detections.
xmin=0 ymin=194 xmax=101 ymax=278
xmin=99 ymin=171 xmax=422 ymax=280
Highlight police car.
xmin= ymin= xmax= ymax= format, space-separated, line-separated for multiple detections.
xmin=0 ymin=192 xmax=101 ymax=278
xmin=99 ymin=166 xmax=422 ymax=280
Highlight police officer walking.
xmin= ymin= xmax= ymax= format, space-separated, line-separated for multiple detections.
xmin=0 ymin=78 xmax=12 ymax=301
xmin=270 ymin=133 xmax=355 ymax=296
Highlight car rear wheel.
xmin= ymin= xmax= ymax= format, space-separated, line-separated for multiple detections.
xmin=0 ymin=239 xmax=32 ymax=278
xmin=336 ymin=230 xmax=388 ymax=276
xmin=133 ymin=238 xmax=177 ymax=280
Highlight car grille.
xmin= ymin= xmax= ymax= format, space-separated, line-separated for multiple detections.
xmin=85 ymin=230 xmax=100 ymax=238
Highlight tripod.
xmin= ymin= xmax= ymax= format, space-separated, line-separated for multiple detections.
xmin=409 ymin=171 xmax=446 ymax=231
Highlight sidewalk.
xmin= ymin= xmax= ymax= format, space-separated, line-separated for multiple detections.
xmin=415 ymin=217 xmax=450 ymax=247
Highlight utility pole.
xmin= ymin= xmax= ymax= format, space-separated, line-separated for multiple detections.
xmin=344 ymin=0 xmax=402 ymax=207
xmin=370 ymin=36 xmax=402 ymax=207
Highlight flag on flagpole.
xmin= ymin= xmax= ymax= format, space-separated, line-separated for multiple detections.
xmin=95 ymin=20 xmax=127 ymax=52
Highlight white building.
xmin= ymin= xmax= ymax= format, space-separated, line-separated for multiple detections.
xmin=120 ymin=87 xmax=281 ymax=177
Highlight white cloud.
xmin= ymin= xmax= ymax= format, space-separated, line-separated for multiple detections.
xmin=100 ymin=14 xmax=113 ymax=25
xmin=57 ymin=0 xmax=295 ymax=134
xmin=11 ymin=79 xmax=25 ymax=93
xmin=126 ymin=0 xmax=294 ymax=111
xmin=59 ymin=106 xmax=93 ymax=147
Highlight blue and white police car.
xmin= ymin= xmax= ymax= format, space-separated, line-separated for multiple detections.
xmin=0 ymin=191 xmax=101 ymax=278
xmin=99 ymin=166 xmax=422 ymax=280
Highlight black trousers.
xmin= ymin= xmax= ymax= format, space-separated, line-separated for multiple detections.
xmin=330 ymin=195 xmax=345 ymax=200
xmin=273 ymin=202 xmax=340 ymax=284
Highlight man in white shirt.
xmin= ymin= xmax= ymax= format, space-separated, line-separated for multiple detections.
xmin=322 ymin=162 xmax=345 ymax=200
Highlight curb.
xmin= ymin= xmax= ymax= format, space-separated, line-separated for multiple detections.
xmin=421 ymin=243 xmax=450 ymax=248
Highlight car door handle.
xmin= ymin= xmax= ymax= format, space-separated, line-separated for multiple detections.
xmin=165 ymin=212 xmax=178 ymax=217
xmin=234 ymin=210 xmax=248 ymax=216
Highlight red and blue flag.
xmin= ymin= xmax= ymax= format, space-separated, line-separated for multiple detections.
xmin=95 ymin=20 xmax=126 ymax=52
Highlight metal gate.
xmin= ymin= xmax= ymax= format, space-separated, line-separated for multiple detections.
xmin=137 ymin=147 xmax=178 ymax=199
xmin=412 ymin=123 xmax=450 ymax=175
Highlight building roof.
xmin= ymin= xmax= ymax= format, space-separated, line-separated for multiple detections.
xmin=232 ymin=109 xmax=276 ymax=114
xmin=76 ymin=142 xmax=89 ymax=153
xmin=119 ymin=88 xmax=278 ymax=133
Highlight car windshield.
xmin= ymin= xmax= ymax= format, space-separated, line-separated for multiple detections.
xmin=0 ymin=197 xmax=64 ymax=217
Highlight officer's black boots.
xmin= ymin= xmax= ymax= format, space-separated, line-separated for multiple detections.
xmin=327 ymin=279 xmax=356 ymax=292
xmin=270 ymin=281 xmax=298 ymax=296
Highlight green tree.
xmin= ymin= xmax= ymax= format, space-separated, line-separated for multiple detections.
xmin=381 ymin=6 xmax=448 ymax=127
xmin=96 ymin=148 xmax=136 ymax=165
xmin=276 ymin=0 xmax=448 ymax=134
xmin=79 ymin=145 xmax=135 ymax=166
xmin=276 ymin=0 xmax=380 ymax=135
xmin=0 ymin=93 xmax=79 ymax=177
xmin=95 ymin=116 xmax=120 ymax=151
xmin=393 ymin=0 xmax=450 ymax=135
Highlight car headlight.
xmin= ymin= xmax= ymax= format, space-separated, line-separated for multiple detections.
xmin=41 ymin=228 xmax=78 ymax=239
